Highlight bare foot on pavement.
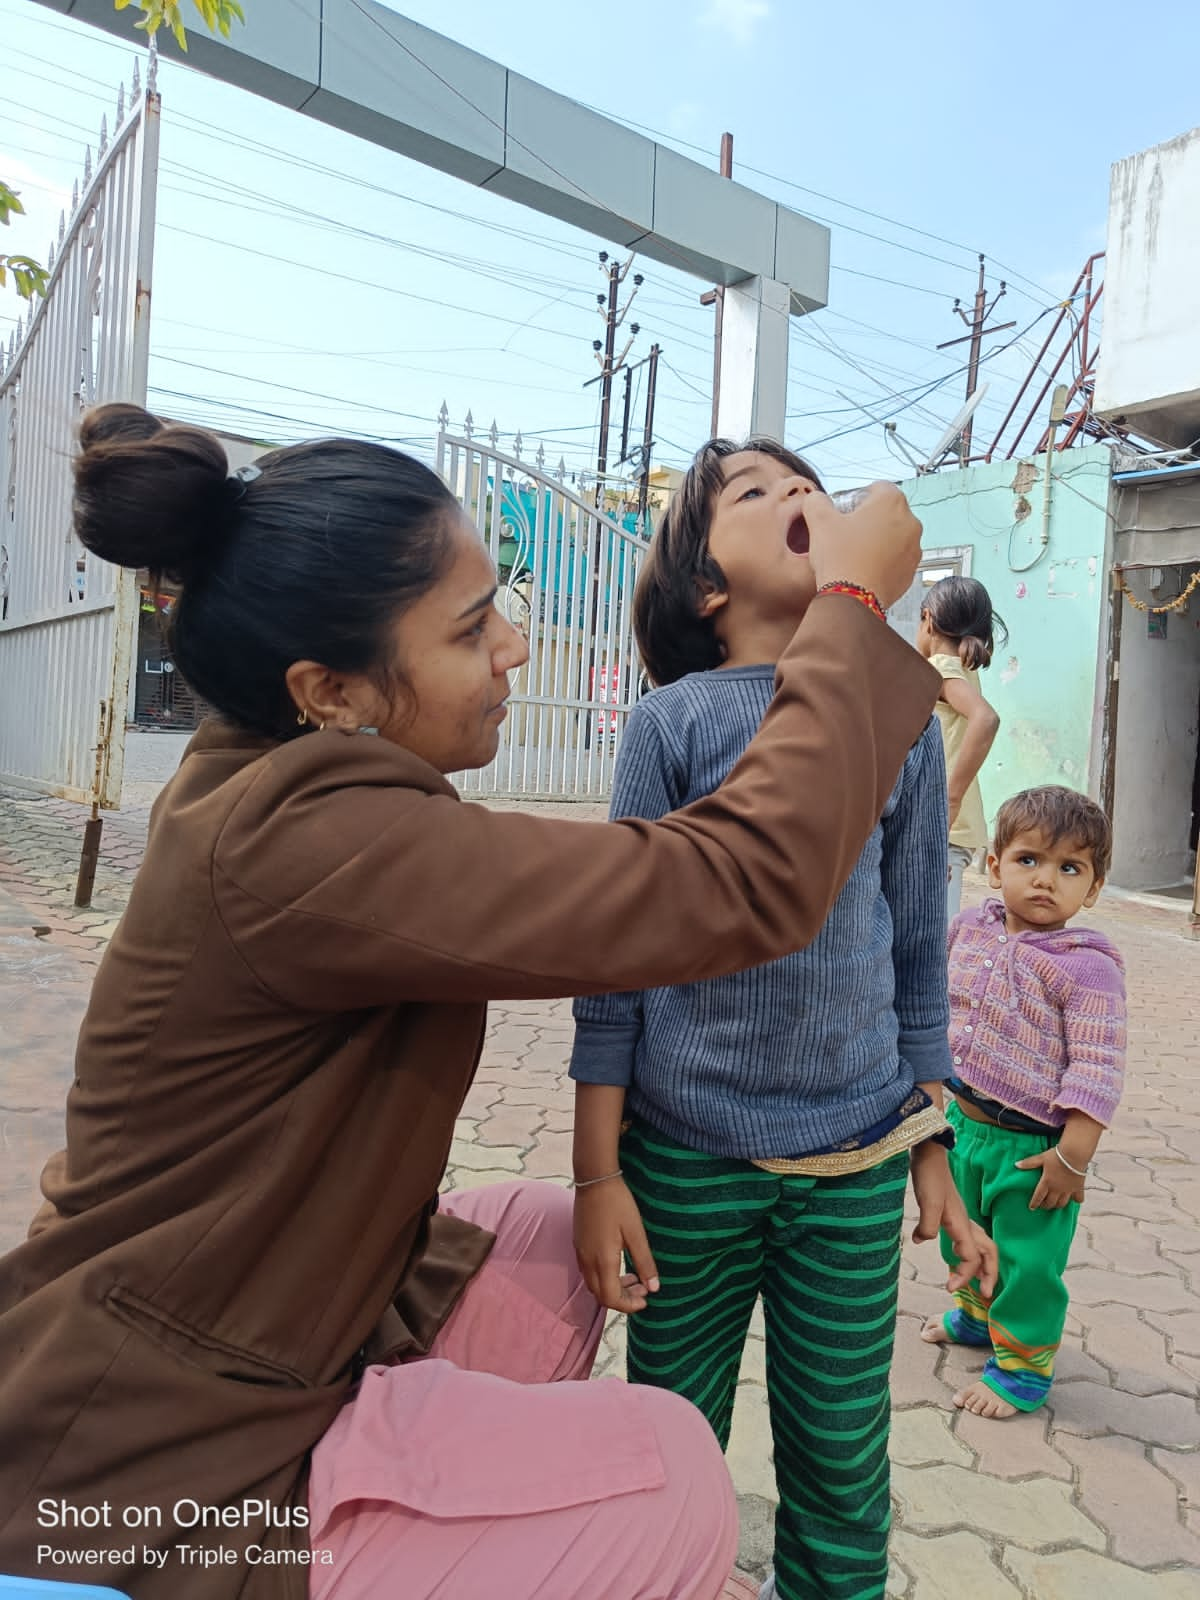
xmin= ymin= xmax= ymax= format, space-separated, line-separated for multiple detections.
xmin=953 ymin=1379 xmax=1017 ymax=1419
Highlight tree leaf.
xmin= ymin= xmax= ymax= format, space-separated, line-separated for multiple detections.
xmin=0 ymin=185 xmax=26 ymax=227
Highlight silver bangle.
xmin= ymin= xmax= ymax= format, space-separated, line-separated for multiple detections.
xmin=571 ymin=1169 xmax=623 ymax=1191
xmin=1053 ymin=1145 xmax=1088 ymax=1178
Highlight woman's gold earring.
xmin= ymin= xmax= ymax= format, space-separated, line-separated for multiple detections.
xmin=296 ymin=708 xmax=309 ymax=727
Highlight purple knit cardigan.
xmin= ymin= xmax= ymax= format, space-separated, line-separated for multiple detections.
xmin=947 ymin=899 xmax=1126 ymax=1128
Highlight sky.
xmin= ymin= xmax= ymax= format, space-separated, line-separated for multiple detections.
xmin=2 ymin=0 xmax=1199 ymax=487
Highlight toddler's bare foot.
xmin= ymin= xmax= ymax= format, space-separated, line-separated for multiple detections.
xmin=920 ymin=1315 xmax=952 ymax=1344
xmin=953 ymin=1380 xmax=1017 ymax=1419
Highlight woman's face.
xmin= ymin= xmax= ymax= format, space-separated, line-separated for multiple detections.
xmin=376 ymin=513 xmax=529 ymax=774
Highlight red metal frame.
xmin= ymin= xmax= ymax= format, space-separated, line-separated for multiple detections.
xmin=979 ymin=253 xmax=1107 ymax=463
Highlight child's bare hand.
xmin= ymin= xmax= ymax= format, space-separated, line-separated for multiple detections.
xmin=573 ymin=1178 xmax=660 ymax=1315
xmin=910 ymin=1141 xmax=999 ymax=1298
xmin=1016 ymin=1148 xmax=1086 ymax=1209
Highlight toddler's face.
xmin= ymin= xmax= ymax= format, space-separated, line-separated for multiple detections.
xmin=987 ymin=828 xmax=1102 ymax=933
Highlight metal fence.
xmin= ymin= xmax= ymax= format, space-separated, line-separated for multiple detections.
xmin=0 ymin=56 xmax=160 ymax=806
xmin=437 ymin=416 xmax=649 ymax=800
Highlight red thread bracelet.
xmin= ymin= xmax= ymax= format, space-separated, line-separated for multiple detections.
xmin=816 ymin=581 xmax=886 ymax=622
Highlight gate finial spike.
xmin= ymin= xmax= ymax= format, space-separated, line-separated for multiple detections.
xmin=488 ymin=418 xmax=499 ymax=448
xmin=72 ymin=180 xmax=79 ymax=212
xmin=117 ymin=82 xmax=126 ymax=122
xmin=132 ymin=57 xmax=140 ymax=96
xmin=58 ymin=210 xmax=66 ymax=245
xmin=437 ymin=400 xmax=449 ymax=430
xmin=148 ymin=38 xmax=159 ymax=93
xmin=513 ymin=431 xmax=523 ymax=460
xmin=83 ymin=146 xmax=93 ymax=184
xmin=556 ymin=457 xmax=566 ymax=481
xmin=99 ymin=115 xmax=109 ymax=157
xmin=464 ymin=410 xmax=474 ymax=440
xmin=535 ymin=441 xmax=546 ymax=470
xmin=48 ymin=242 xmax=56 ymax=273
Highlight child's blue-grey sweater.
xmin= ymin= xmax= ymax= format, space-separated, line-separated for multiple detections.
xmin=570 ymin=664 xmax=952 ymax=1159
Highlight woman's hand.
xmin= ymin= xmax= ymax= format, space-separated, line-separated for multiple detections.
xmin=910 ymin=1140 xmax=999 ymax=1297
xmin=573 ymin=1178 xmax=660 ymax=1314
xmin=806 ymin=483 xmax=923 ymax=610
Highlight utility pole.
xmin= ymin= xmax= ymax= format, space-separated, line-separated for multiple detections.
xmin=637 ymin=343 xmax=660 ymax=522
xmin=619 ymin=365 xmax=633 ymax=468
xmin=937 ymin=254 xmax=1016 ymax=464
xmin=591 ymin=252 xmax=643 ymax=507
xmin=583 ymin=253 xmax=643 ymax=750
xmin=699 ymin=132 xmax=734 ymax=437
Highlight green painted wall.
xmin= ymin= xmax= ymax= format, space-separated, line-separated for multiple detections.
xmin=900 ymin=446 xmax=1113 ymax=829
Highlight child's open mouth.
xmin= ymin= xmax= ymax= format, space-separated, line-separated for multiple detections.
xmin=785 ymin=513 xmax=810 ymax=556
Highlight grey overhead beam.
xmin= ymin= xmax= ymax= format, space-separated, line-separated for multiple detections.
xmin=39 ymin=0 xmax=830 ymax=314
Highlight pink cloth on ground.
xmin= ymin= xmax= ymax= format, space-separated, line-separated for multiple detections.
xmin=307 ymin=1179 xmax=738 ymax=1600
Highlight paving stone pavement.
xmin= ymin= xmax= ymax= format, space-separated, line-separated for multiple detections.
xmin=2 ymin=767 xmax=1198 ymax=1598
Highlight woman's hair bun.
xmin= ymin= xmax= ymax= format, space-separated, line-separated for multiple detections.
xmin=74 ymin=403 xmax=234 ymax=582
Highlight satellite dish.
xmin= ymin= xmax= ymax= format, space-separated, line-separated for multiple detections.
xmin=921 ymin=385 xmax=990 ymax=472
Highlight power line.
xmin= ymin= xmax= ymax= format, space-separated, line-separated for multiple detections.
xmin=574 ymin=101 xmax=1059 ymax=311
xmin=4 ymin=3 xmax=1059 ymax=317
xmin=2 ymin=9 xmax=1057 ymax=478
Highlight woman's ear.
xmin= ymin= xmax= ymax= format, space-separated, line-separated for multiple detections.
xmin=285 ymin=660 xmax=380 ymax=733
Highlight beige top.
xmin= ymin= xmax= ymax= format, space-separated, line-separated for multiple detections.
xmin=932 ymin=652 xmax=989 ymax=850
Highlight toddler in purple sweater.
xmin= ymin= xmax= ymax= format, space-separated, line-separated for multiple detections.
xmin=922 ymin=786 xmax=1126 ymax=1418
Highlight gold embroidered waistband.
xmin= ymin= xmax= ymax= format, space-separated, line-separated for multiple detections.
xmin=750 ymin=1104 xmax=950 ymax=1177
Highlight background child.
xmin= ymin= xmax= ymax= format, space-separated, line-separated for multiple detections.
xmin=915 ymin=576 xmax=1005 ymax=917
xmin=922 ymin=786 xmax=1126 ymax=1419
xmin=570 ymin=438 xmax=997 ymax=1600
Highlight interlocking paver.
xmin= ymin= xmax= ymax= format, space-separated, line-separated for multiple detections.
xmin=1143 ymin=1308 xmax=1200 ymax=1357
xmin=1085 ymin=1212 xmax=1176 ymax=1276
xmin=726 ymin=1381 xmax=777 ymax=1503
xmin=1004 ymin=1547 xmax=1200 ymax=1598
xmin=1047 ymin=1380 xmax=1200 ymax=1447
xmin=890 ymin=1531 xmax=1021 ymax=1597
xmin=1062 ymin=1265 xmax=1196 ymax=1312
xmin=951 ymin=1406 xmax=1074 ymax=1482
xmin=1053 ymin=1431 xmax=1200 ymax=1568
xmin=891 ymin=1463 xmax=1106 ymax=1550
xmin=889 ymin=1409 xmax=973 ymax=1469
xmin=447 ymin=1137 xmax=524 ymax=1173
xmin=459 ymin=1080 xmax=502 ymax=1120
xmin=519 ymin=1127 xmax=574 ymax=1178
xmin=497 ymin=1083 xmax=575 ymax=1111
xmin=1151 ymin=1445 xmax=1200 ymax=1520
xmin=474 ymin=1104 xmax=544 ymax=1148
xmin=890 ymin=1315 xmax=957 ymax=1409
xmin=1081 ymin=1302 xmax=1193 ymax=1396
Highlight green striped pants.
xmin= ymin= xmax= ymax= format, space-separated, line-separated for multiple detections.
xmin=621 ymin=1120 xmax=908 ymax=1600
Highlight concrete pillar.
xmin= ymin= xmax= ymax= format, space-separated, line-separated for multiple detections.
xmin=715 ymin=276 xmax=791 ymax=442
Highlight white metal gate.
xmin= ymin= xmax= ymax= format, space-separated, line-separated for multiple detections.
xmin=438 ymin=416 xmax=649 ymax=799
xmin=0 ymin=57 xmax=160 ymax=807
